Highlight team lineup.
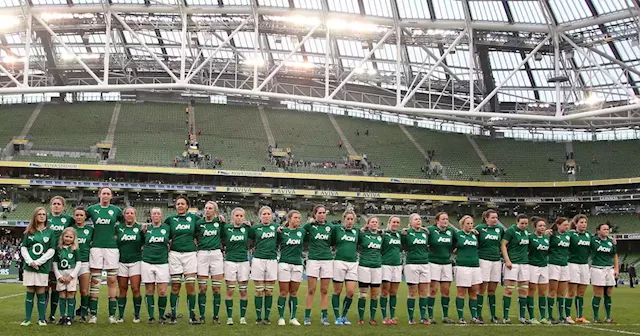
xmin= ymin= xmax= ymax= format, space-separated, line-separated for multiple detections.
xmin=19 ymin=187 xmax=619 ymax=327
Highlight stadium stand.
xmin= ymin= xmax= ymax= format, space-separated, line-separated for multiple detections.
xmin=590 ymin=213 xmax=640 ymax=234
xmin=0 ymin=104 xmax=33 ymax=148
xmin=573 ymin=140 xmax=640 ymax=180
xmin=12 ymin=154 xmax=99 ymax=164
xmin=27 ymin=103 xmax=113 ymax=150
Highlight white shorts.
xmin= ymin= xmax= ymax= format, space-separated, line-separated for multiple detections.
xmin=479 ymin=259 xmax=502 ymax=282
xmin=118 ymin=261 xmax=142 ymax=277
xmin=141 ymin=262 xmax=170 ymax=284
xmin=23 ymin=271 xmax=49 ymax=287
xmin=250 ymin=258 xmax=278 ymax=282
xmin=78 ymin=261 xmax=90 ymax=276
xmin=430 ymin=263 xmax=453 ymax=282
xmin=590 ymin=267 xmax=615 ymax=287
xmin=504 ymin=264 xmax=530 ymax=282
xmin=455 ymin=266 xmax=482 ymax=287
xmin=306 ymin=260 xmax=333 ymax=279
xmin=197 ymin=250 xmax=224 ymax=277
xmin=404 ymin=264 xmax=431 ymax=284
xmin=278 ymin=263 xmax=303 ymax=283
xmin=224 ymin=261 xmax=250 ymax=282
xmin=358 ymin=266 xmax=382 ymax=285
xmin=569 ymin=263 xmax=590 ymax=285
xmin=56 ymin=277 xmax=78 ymax=292
xmin=381 ymin=265 xmax=403 ymax=283
xmin=529 ymin=265 xmax=549 ymax=284
xmin=548 ymin=264 xmax=571 ymax=282
xmin=89 ymin=248 xmax=119 ymax=270
xmin=169 ymin=251 xmax=197 ymax=275
xmin=332 ymin=260 xmax=358 ymax=282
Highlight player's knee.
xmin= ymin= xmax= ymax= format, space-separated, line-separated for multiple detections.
xmin=319 ymin=287 xmax=328 ymax=295
xmin=346 ymin=289 xmax=355 ymax=298
xmin=279 ymin=289 xmax=288 ymax=297
xmin=307 ymin=287 xmax=316 ymax=295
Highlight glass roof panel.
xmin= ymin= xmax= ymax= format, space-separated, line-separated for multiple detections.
xmin=592 ymin=0 xmax=633 ymax=13
xmin=186 ymin=0 xmax=217 ymax=5
xmin=337 ymin=39 xmax=366 ymax=57
xmin=528 ymin=54 xmax=553 ymax=69
xmin=397 ymin=0 xmax=431 ymax=19
xmin=432 ymin=0 xmax=465 ymax=20
xmin=72 ymin=0 xmax=103 ymax=4
xmin=548 ymin=0 xmax=592 ymax=23
xmin=293 ymin=0 xmax=322 ymax=10
xmin=498 ymin=90 xmax=535 ymax=102
xmin=531 ymin=70 xmax=554 ymax=87
xmin=327 ymin=0 xmax=359 ymax=14
xmin=258 ymin=0 xmax=289 ymax=7
xmin=446 ymin=48 xmax=469 ymax=68
xmin=111 ymin=0 xmax=146 ymax=4
xmin=509 ymin=1 xmax=547 ymax=24
xmin=613 ymin=40 xmax=639 ymax=61
xmin=32 ymin=0 xmax=66 ymax=4
xmin=373 ymin=44 xmax=397 ymax=61
xmin=469 ymin=1 xmax=508 ymax=22
xmin=303 ymin=38 xmax=327 ymax=54
xmin=159 ymin=31 xmax=181 ymax=44
xmin=364 ymin=0 xmax=393 ymax=17
xmin=493 ymin=70 xmax=531 ymax=86
xmin=268 ymin=35 xmax=295 ymax=51
xmin=224 ymin=0 xmax=251 ymax=5
xmin=232 ymin=31 xmax=256 ymax=48
xmin=0 ymin=0 xmax=22 ymax=7
xmin=489 ymin=51 xmax=521 ymax=70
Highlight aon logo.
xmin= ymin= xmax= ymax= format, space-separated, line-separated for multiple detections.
xmin=577 ymin=240 xmax=591 ymax=246
xmin=388 ymin=239 xmax=401 ymax=245
xmin=229 ymin=235 xmax=245 ymax=242
xmin=463 ymin=240 xmax=477 ymax=246
xmin=95 ymin=218 xmax=111 ymax=225
xmin=78 ymin=238 xmax=87 ymax=244
xmin=413 ymin=239 xmax=427 ymax=245
xmin=314 ymin=233 xmax=330 ymax=240
xmin=597 ymin=246 xmax=611 ymax=253
xmin=519 ymin=239 xmax=529 ymax=245
xmin=175 ymin=224 xmax=191 ymax=230
xmin=437 ymin=237 xmax=451 ymax=243
xmin=485 ymin=234 xmax=499 ymax=240
xmin=50 ymin=224 xmax=65 ymax=231
xmin=367 ymin=242 xmax=381 ymax=249
xmin=536 ymin=245 xmax=549 ymax=251
xmin=260 ymin=232 xmax=276 ymax=239
xmin=557 ymin=241 xmax=570 ymax=247
xmin=121 ymin=234 xmax=137 ymax=241
xmin=203 ymin=230 xmax=217 ymax=236
xmin=341 ymin=235 xmax=356 ymax=242
xmin=285 ymin=238 xmax=301 ymax=245
xmin=148 ymin=236 xmax=165 ymax=243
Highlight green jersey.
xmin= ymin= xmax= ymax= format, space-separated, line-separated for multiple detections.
xmin=502 ymin=225 xmax=530 ymax=264
xmin=278 ymin=227 xmax=307 ymax=265
xmin=332 ymin=225 xmax=358 ymax=262
xmin=165 ymin=213 xmax=200 ymax=253
xmin=142 ymin=224 xmax=170 ymax=265
xmin=86 ymin=204 xmax=123 ymax=249
xmin=402 ymin=228 xmax=429 ymax=264
xmin=304 ymin=222 xmax=334 ymax=261
xmin=381 ymin=230 xmax=402 ymax=266
xmin=548 ymin=231 xmax=571 ymax=266
xmin=528 ymin=234 xmax=549 ymax=267
xmin=250 ymin=222 xmax=279 ymax=260
xmin=591 ymin=236 xmax=616 ymax=267
xmin=453 ymin=231 xmax=479 ymax=267
xmin=195 ymin=218 xmax=223 ymax=251
xmin=48 ymin=213 xmax=73 ymax=244
xmin=427 ymin=225 xmax=455 ymax=265
xmin=22 ymin=227 xmax=55 ymax=274
xmin=358 ymin=230 xmax=382 ymax=268
xmin=55 ymin=246 xmax=78 ymax=271
xmin=116 ymin=223 xmax=143 ymax=263
xmin=71 ymin=224 xmax=93 ymax=262
xmin=223 ymin=224 xmax=249 ymax=262
xmin=475 ymin=223 xmax=504 ymax=261
xmin=568 ymin=230 xmax=591 ymax=264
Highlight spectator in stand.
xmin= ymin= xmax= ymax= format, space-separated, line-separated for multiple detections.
xmin=365 ymin=129 xmax=369 ymax=136
xmin=629 ymin=265 xmax=637 ymax=288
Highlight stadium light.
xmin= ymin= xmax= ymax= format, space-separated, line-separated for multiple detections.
xmin=244 ymin=59 xmax=265 ymax=67
xmin=0 ymin=15 xmax=19 ymax=29
xmin=366 ymin=69 xmax=377 ymax=76
xmin=285 ymin=61 xmax=315 ymax=69
xmin=576 ymin=95 xmax=604 ymax=106
xmin=327 ymin=19 xmax=382 ymax=32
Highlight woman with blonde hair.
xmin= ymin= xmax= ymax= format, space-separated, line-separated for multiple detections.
xmin=223 ymin=207 xmax=251 ymax=325
xmin=195 ymin=201 xmax=225 ymax=324
xmin=47 ymin=196 xmax=73 ymax=323
xmin=249 ymin=206 xmax=279 ymax=324
xmin=427 ymin=212 xmax=456 ymax=324
xmin=380 ymin=216 xmax=402 ymax=325
xmin=453 ymin=215 xmax=483 ymax=324
xmin=565 ymin=214 xmax=591 ymax=324
xmin=546 ymin=217 xmax=571 ymax=324
xmin=21 ymin=207 xmax=56 ymax=326
xmin=356 ymin=216 xmax=383 ymax=325
xmin=331 ymin=209 xmax=358 ymax=325
xmin=402 ymin=213 xmax=430 ymax=324
xmin=53 ymin=227 xmax=80 ymax=326
xmin=276 ymin=210 xmax=307 ymax=326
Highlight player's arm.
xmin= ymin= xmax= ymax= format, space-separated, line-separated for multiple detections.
xmin=613 ymin=248 xmax=619 ymax=278
xmin=53 ymin=259 xmax=63 ymax=281
xmin=500 ymin=237 xmax=511 ymax=269
xmin=69 ymin=251 xmax=81 ymax=279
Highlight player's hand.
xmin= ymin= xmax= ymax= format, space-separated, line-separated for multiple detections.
xmin=544 ymin=229 xmax=553 ymax=236
xmin=308 ymin=218 xmax=316 ymax=224
xmin=614 ymin=269 xmax=619 ymax=278
xmin=244 ymin=221 xmax=252 ymax=226
xmin=218 ymin=214 xmax=226 ymax=222
xmin=30 ymin=262 xmax=38 ymax=269
xmin=141 ymin=223 xmax=148 ymax=232
xmin=58 ymin=277 xmax=65 ymax=283
xmin=505 ymin=261 xmax=513 ymax=270
xmin=277 ymin=226 xmax=282 ymax=233
xmin=401 ymin=228 xmax=408 ymax=236
xmin=472 ymin=229 xmax=479 ymax=235
xmin=612 ymin=237 xmax=617 ymax=245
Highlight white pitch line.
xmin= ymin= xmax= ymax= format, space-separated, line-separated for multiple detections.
xmin=581 ymin=326 xmax=640 ymax=335
xmin=0 ymin=293 xmax=25 ymax=300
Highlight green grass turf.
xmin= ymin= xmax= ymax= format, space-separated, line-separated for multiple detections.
xmin=1 ymin=282 xmax=640 ymax=335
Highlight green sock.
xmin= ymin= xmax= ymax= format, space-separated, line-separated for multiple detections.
xmin=25 ymin=292 xmax=35 ymax=321
xmin=198 ymin=293 xmax=206 ymax=317
xmin=81 ymin=295 xmax=89 ymax=318
xmin=426 ymin=296 xmax=434 ymax=319
xmin=441 ymin=297 xmax=450 ymax=318
xmin=456 ymin=297 xmax=465 ymax=319
xmin=547 ymin=297 xmax=555 ymax=319
xmin=133 ymin=296 xmax=141 ymax=317
xmin=342 ymin=296 xmax=353 ymax=318
xmin=358 ymin=297 xmax=366 ymax=320
xmin=264 ymin=295 xmax=273 ymax=320
xmin=240 ymin=299 xmax=247 ymax=318
xmin=213 ymin=293 xmax=221 ymax=319
xmin=117 ymin=297 xmax=126 ymax=318
xmin=304 ymin=308 xmax=311 ymax=319
xmin=518 ymin=297 xmax=527 ymax=319
xmin=538 ymin=296 xmax=546 ymax=320
xmin=527 ymin=296 xmax=535 ymax=319
xmin=170 ymin=293 xmax=179 ymax=317
xmin=37 ymin=293 xmax=47 ymax=321
xmin=420 ymin=297 xmax=428 ymax=320
xmin=146 ymin=295 xmax=155 ymax=319
xmin=477 ymin=295 xmax=484 ymax=319
xmin=277 ymin=296 xmax=286 ymax=319
xmin=488 ymin=294 xmax=497 ymax=318
xmin=604 ymin=293 xmax=612 ymax=319
xmin=49 ymin=290 xmax=59 ymax=318
xmin=321 ymin=309 xmax=328 ymax=320
xmin=389 ymin=295 xmax=397 ymax=319
xmin=58 ymin=298 xmax=67 ymax=317
xmin=187 ymin=294 xmax=196 ymax=319
xmin=380 ymin=296 xmax=388 ymax=319
xmin=89 ymin=298 xmax=98 ymax=316
xmin=470 ymin=298 xmax=478 ymax=318
xmin=289 ymin=297 xmax=298 ymax=319
xmin=565 ymin=298 xmax=572 ymax=318
xmin=225 ymin=299 xmax=233 ymax=318
xmin=558 ymin=297 xmax=565 ymax=319
xmin=108 ymin=298 xmax=117 ymax=317
xmin=502 ymin=296 xmax=511 ymax=319
xmin=158 ymin=296 xmax=167 ymax=318
xmin=576 ymin=296 xmax=584 ymax=318
xmin=254 ymin=295 xmax=263 ymax=320
xmin=369 ymin=298 xmax=378 ymax=320
xmin=332 ymin=294 xmax=340 ymax=319
xmin=592 ymin=296 xmax=601 ymax=320
xmin=68 ymin=297 xmax=76 ymax=318
xmin=407 ymin=298 xmax=415 ymax=321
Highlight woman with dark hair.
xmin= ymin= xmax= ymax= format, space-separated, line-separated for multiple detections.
xmin=526 ymin=217 xmax=550 ymax=324
xmin=500 ymin=214 xmax=531 ymax=324
xmin=475 ymin=209 xmax=503 ymax=323
xmin=276 ymin=210 xmax=306 ymax=326
xmin=380 ymin=216 xmax=402 ymax=325
xmin=427 ymin=212 xmax=455 ymax=324
xmin=590 ymin=223 xmax=618 ymax=323
xmin=116 ymin=207 xmax=144 ymax=323
xmin=331 ymin=209 xmax=358 ymax=325
xmin=47 ymin=196 xmax=73 ymax=323
xmin=566 ymin=214 xmax=591 ymax=324
xmin=356 ymin=216 xmax=383 ymax=325
xmin=71 ymin=206 xmax=93 ymax=322
xmin=547 ymin=217 xmax=571 ymax=324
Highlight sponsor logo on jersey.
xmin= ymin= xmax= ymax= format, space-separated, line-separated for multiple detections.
xmin=95 ymin=218 xmax=111 ymax=225
xmin=121 ymin=234 xmax=138 ymax=241
xmin=577 ymin=240 xmax=591 ymax=246
xmin=536 ymin=244 xmax=549 ymax=251
xmin=203 ymin=230 xmax=217 ymax=236
xmin=161 ymin=229 xmax=167 ymax=235
xmin=557 ymin=240 xmax=570 ymax=247
xmin=341 ymin=235 xmax=356 ymax=242
xmin=297 ymin=231 xmax=302 ymax=237
xmin=325 ymin=226 xmax=331 ymax=232
xmin=285 ymin=238 xmax=302 ymax=245
xmin=314 ymin=233 xmax=330 ymax=240
xmin=463 ymin=239 xmax=477 ymax=246
xmin=367 ymin=242 xmax=382 ymax=249
xmin=175 ymin=224 xmax=191 ymax=230
xmin=149 ymin=236 xmax=165 ymax=243
xmin=485 ymin=234 xmax=500 ymax=240
xmin=229 ymin=235 xmax=245 ymax=242
xmin=519 ymin=239 xmax=529 ymax=245
xmin=84 ymin=229 xmax=89 ymax=235
xmin=61 ymin=218 xmax=67 ymax=223
xmin=388 ymin=238 xmax=401 ymax=245
xmin=50 ymin=224 xmax=65 ymax=231
xmin=597 ymin=246 xmax=612 ymax=253
xmin=260 ymin=232 xmax=276 ymax=239
xmin=133 ymin=228 xmax=139 ymax=233
xmin=413 ymin=238 xmax=427 ymax=245
xmin=437 ymin=237 xmax=451 ymax=243
xmin=108 ymin=210 xmax=114 ymax=216
xmin=78 ymin=238 xmax=87 ymax=244
xmin=43 ymin=237 xmax=49 ymax=243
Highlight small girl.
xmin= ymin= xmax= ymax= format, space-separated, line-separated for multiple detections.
xmin=53 ymin=227 xmax=80 ymax=326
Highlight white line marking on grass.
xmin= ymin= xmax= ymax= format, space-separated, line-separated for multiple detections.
xmin=0 ymin=293 xmax=25 ymax=300
xmin=581 ymin=326 xmax=640 ymax=335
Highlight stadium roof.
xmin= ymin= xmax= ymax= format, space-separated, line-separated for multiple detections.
xmin=0 ymin=0 xmax=639 ymax=129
